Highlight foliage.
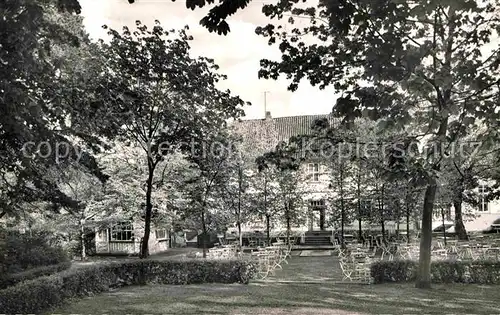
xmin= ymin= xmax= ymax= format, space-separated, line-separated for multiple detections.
xmin=0 ymin=0 xmax=108 ymax=221
xmin=256 ymin=0 xmax=500 ymax=288
xmin=0 ymin=261 xmax=71 ymax=290
xmin=0 ymin=258 xmax=255 ymax=314
xmin=257 ymin=141 xmax=306 ymax=241
xmin=0 ymin=230 xmax=69 ymax=274
xmin=248 ymin=164 xmax=282 ymax=235
xmin=94 ymin=21 xmax=245 ymax=257
xmin=183 ymin=131 xmax=237 ymax=255
xmin=233 ymin=117 xmax=282 ymax=239
xmin=371 ymin=259 xmax=500 ymax=284
xmin=98 ymin=142 xmax=190 ymax=228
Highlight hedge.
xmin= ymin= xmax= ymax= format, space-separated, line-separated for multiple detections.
xmin=0 ymin=259 xmax=256 ymax=314
xmin=371 ymin=259 xmax=500 ymax=284
xmin=0 ymin=230 xmax=69 ymax=274
xmin=0 ymin=261 xmax=72 ymax=289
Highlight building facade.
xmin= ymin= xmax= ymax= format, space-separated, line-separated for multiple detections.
xmin=235 ymin=111 xmax=500 ymax=235
xmin=94 ymin=220 xmax=170 ymax=255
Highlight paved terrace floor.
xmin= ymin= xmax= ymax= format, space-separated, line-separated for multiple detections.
xmin=263 ymin=250 xmax=345 ymax=283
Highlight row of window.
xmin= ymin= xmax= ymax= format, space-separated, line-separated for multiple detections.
xmin=308 ymin=163 xmax=492 ymax=213
xmin=309 ymin=199 xmax=490 ymax=218
xmin=108 ymin=222 xmax=168 ymax=242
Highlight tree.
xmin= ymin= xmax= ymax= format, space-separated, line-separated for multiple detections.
xmin=302 ymin=120 xmax=356 ymax=240
xmin=250 ymin=165 xmax=281 ymax=244
xmin=0 ymin=0 xmax=108 ymax=221
xmin=98 ymin=141 xmax=191 ymax=235
xmin=439 ymin=131 xmax=500 ymax=240
xmin=184 ymin=131 xmax=236 ymax=257
xmin=229 ymin=116 xmax=280 ymax=246
xmin=258 ymin=141 xmax=306 ymax=245
xmin=256 ymin=0 xmax=500 ymax=289
xmin=216 ymin=133 xmax=254 ymax=251
xmin=61 ymin=0 xmax=251 ymax=34
xmin=96 ymin=21 xmax=245 ymax=258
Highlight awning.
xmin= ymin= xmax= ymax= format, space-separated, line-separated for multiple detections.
xmin=464 ymin=214 xmax=500 ymax=232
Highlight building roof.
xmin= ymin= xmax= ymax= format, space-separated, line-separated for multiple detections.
xmin=236 ymin=112 xmax=338 ymax=143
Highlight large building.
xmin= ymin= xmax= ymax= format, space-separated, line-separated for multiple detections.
xmin=234 ymin=111 xmax=500 ymax=236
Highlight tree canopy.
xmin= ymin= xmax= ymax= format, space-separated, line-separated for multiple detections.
xmin=255 ymin=0 xmax=500 ymax=288
xmin=0 ymin=0 xmax=109 ymax=220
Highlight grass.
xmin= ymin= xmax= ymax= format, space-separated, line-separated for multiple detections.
xmin=49 ymin=281 xmax=500 ymax=314
xmin=50 ymin=255 xmax=500 ymax=314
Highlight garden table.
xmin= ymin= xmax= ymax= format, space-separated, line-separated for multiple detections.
xmin=431 ymin=249 xmax=448 ymax=260
xmin=484 ymin=247 xmax=500 ymax=260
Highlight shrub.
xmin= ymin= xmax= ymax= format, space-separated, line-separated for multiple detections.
xmin=370 ymin=260 xmax=417 ymax=283
xmin=370 ymin=259 xmax=500 ymax=284
xmin=0 ymin=230 xmax=68 ymax=273
xmin=0 ymin=261 xmax=72 ymax=289
xmin=0 ymin=258 xmax=256 ymax=314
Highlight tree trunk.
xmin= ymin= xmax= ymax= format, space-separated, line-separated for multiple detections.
xmin=201 ymin=208 xmax=207 ymax=258
xmin=266 ymin=214 xmax=271 ymax=245
xmin=441 ymin=206 xmax=447 ymax=245
xmin=415 ymin=181 xmax=437 ymax=289
xmin=415 ymin=6 xmax=453 ymax=288
xmin=357 ymin=171 xmax=362 ymax=242
xmin=80 ymin=222 xmax=86 ymax=261
xmin=237 ymin=220 xmax=242 ymax=251
xmin=406 ymin=193 xmax=411 ymax=243
xmin=358 ymin=218 xmax=362 ymax=242
xmin=285 ymin=201 xmax=291 ymax=245
xmin=381 ymin=220 xmax=385 ymax=242
xmin=264 ymin=175 xmax=269 ymax=245
xmin=381 ymin=184 xmax=385 ymax=242
xmin=340 ymin=202 xmax=345 ymax=240
xmin=238 ymin=167 xmax=243 ymax=251
xmin=140 ymin=162 xmax=155 ymax=259
xmin=406 ymin=204 xmax=410 ymax=244
xmin=286 ymin=216 xmax=291 ymax=245
xmin=453 ymin=200 xmax=468 ymax=240
xmin=340 ymin=168 xmax=345 ymax=239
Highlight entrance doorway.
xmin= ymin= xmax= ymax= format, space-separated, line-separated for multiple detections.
xmin=309 ymin=199 xmax=326 ymax=231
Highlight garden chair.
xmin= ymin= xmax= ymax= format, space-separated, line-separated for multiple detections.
xmin=353 ymin=256 xmax=372 ymax=283
xmin=251 ymin=251 xmax=271 ymax=279
xmin=338 ymin=247 xmax=349 ymax=260
xmin=271 ymin=243 xmax=287 ymax=267
xmin=339 ymin=257 xmax=355 ymax=281
xmin=266 ymin=246 xmax=282 ymax=271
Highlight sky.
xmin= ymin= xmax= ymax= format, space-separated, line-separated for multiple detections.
xmin=79 ymin=0 xmax=337 ymax=120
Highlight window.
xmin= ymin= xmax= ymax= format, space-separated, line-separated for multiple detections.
xmin=310 ymin=199 xmax=325 ymax=208
xmin=479 ymin=200 xmax=489 ymax=212
xmin=359 ymin=200 xmax=373 ymax=218
xmin=478 ymin=185 xmax=489 ymax=212
xmin=110 ymin=222 xmax=134 ymax=242
xmin=307 ymin=163 xmax=320 ymax=181
xmin=155 ymin=229 xmax=168 ymax=240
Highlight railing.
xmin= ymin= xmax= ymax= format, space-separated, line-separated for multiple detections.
xmin=109 ymin=241 xmax=136 ymax=253
xmin=102 ymin=241 xmax=137 ymax=254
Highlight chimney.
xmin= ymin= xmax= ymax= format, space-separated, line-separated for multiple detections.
xmin=265 ymin=111 xmax=272 ymax=119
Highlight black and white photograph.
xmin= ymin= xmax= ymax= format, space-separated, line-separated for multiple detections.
xmin=1 ymin=0 xmax=500 ymax=314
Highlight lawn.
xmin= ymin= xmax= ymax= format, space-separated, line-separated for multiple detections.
xmin=49 ymin=253 xmax=500 ymax=314
xmin=49 ymin=281 xmax=500 ymax=314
